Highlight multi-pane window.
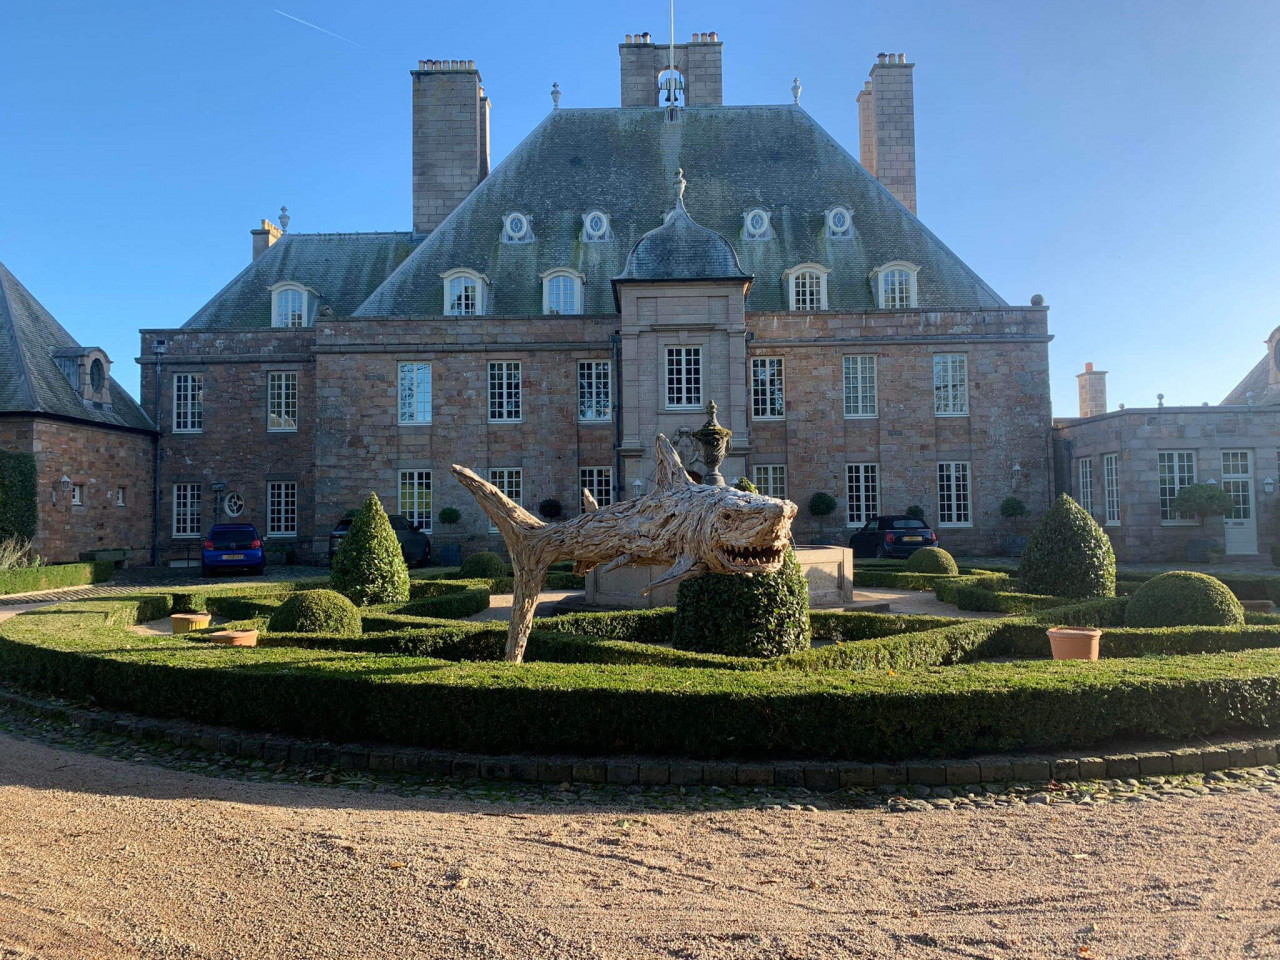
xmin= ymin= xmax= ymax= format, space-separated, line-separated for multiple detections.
xmin=173 ymin=373 xmax=204 ymax=432
xmin=751 ymin=357 xmax=785 ymax=419
xmin=578 ymin=360 xmax=611 ymax=422
xmin=447 ymin=274 xmax=480 ymax=315
xmin=544 ymin=273 xmax=580 ymax=315
xmin=488 ymin=468 xmax=522 ymax=532
xmin=933 ymin=354 xmax=969 ymax=416
xmin=488 ymin=361 xmax=522 ymax=421
xmin=843 ymin=355 xmax=878 ymax=418
xmin=1103 ymin=453 xmax=1120 ymax=525
xmin=937 ymin=462 xmax=972 ymax=525
xmin=881 ymin=269 xmax=913 ymax=309
xmin=398 ymin=470 xmax=432 ymax=532
xmin=790 ymin=270 xmax=825 ymax=311
xmin=1221 ymin=451 xmax=1253 ymax=521
xmin=846 ymin=463 xmax=879 ymax=525
xmin=116 ymin=486 xmax=126 ymax=507
xmin=172 ymin=483 xmax=201 ymax=537
xmin=71 ymin=484 xmax=83 ymax=506
xmin=1157 ymin=451 xmax=1197 ymax=522
xmin=666 ymin=347 xmax=702 ymax=408
xmin=275 ymin=288 xmax=305 ymax=327
xmin=267 ymin=481 xmax=297 ymax=536
xmin=267 ymin=372 xmax=298 ymax=432
xmin=398 ymin=362 xmax=433 ymax=424
xmin=1078 ymin=458 xmax=1094 ymax=515
xmin=579 ymin=467 xmax=613 ymax=509
xmin=753 ymin=465 xmax=787 ymax=500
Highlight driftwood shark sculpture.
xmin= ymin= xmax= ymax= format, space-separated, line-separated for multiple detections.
xmin=451 ymin=435 xmax=798 ymax=662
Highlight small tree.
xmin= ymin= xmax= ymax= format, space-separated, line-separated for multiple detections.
xmin=1000 ymin=496 xmax=1027 ymax=533
xmin=538 ymin=497 xmax=564 ymax=520
xmin=734 ymin=477 xmax=758 ymax=494
xmin=905 ymin=505 xmax=925 ymax=521
xmin=808 ymin=492 xmax=837 ymax=517
xmin=1019 ymin=494 xmax=1116 ymax=599
xmin=330 ymin=492 xmax=410 ymax=606
xmin=437 ymin=506 xmax=461 ymax=525
xmin=1171 ymin=484 xmax=1236 ymax=529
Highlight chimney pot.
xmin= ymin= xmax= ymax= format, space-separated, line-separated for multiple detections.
xmin=1085 ymin=362 xmax=1093 ymax=372
xmin=877 ymin=52 xmax=887 ymax=63
xmin=709 ymin=31 xmax=717 ymax=40
xmin=691 ymin=32 xmax=699 ymax=40
xmin=701 ymin=32 xmax=709 ymax=41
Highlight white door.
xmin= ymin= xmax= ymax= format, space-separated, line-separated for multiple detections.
xmin=1221 ymin=450 xmax=1258 ymax=555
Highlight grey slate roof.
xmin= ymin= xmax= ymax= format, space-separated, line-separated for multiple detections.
xmin=182 ymin=232 xmax=418 ymax=329
xmin=0 ymin=261 xmax=155 ymax=431
xmin=356 ymin=106 xmax=1007 ymax=317
xmin=1222 ymin=355 xmax=1277 ymax=406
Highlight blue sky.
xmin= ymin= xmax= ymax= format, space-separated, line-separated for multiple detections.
xmin=2 ymin=1 xmax=1278 ymax=414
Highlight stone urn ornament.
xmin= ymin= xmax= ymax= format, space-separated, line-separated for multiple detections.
xmin=691 ymin=400 xmax=731 ymax=486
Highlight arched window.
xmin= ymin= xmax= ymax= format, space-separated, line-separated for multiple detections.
xmin=870 ymin=261 xmax=920 ymax=309
xmin=270 ymin=283 xmax=311 ymax=327
xmin=784 ymin=263 xmax=830 ymax=311
xmin=441 ymin=269 xmax=488 ymax=316
xmin=541 ymin=269 xmax=584 ymax=315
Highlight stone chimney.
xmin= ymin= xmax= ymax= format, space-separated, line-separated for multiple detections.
xmin=856 ymin=52 xmax=917 ymax=215
xmin=1077 ymin=362 xmax=1108 ymax=418
xmin=412 ymin=59 xmax=490 ymax=237
xmin=619 ymin=32 xmax=723 ymax=107
xmin=250 ymin=219 xmax=282 ymax=261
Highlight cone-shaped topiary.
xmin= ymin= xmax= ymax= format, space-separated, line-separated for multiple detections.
xmin=330 ymin=492 xmax=410 ymax=606
xmin=905 ymin=546 xmax=958 ymax=575
xmin=1019 ymin=494 xmax=1116 ymax=599
xmin=1124 ymin=571 xmax=1244 ymax=627
xmin=672 ymin=547 xmax=811 ymax=657
xmin=268 ymin=589 xmax=362 ymax=637
xmin=460 ymin=551 xmax=509 ymax=579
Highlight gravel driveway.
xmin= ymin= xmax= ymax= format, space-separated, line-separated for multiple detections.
xmin=2 ymin=732 xmax=1278 ymax=959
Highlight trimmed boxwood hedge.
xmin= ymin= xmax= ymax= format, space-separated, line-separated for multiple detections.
xmin=0 ymin=560 xmax=115 ymax=597
xmin=0 ymin=450 xmax=37 ymax=541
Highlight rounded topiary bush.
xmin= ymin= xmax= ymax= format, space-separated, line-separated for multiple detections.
xmin=905 ymin=546 xmax=958 ymax=575
xmin=330 ymin=492 xmax=410 ymax=606
xmin=734 ymin=477 xmax=758 ymax=494
xmin=460 ymin=551 xmax=509 ymax=579
xmin=672 ymin=547 xmax=811 ymax=657
xmin=1019 ymin=494 xmax=1116 ymax=599
xmin=808 ymin=492 xmax=837 ymax=517
xmin=1124 ymin=571 xmax=1245 ymax=628
xmin=267 ymin=589 xmax=362 ymax=637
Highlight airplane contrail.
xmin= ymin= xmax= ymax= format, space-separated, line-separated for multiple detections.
xmin=274 ymin=9 xmax=367 ymax=48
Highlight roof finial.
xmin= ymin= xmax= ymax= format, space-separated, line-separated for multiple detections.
xmin=674 ymin=168 xmax=687 ymax=208
xmin=791 ymin=77 xmax=802 ymax=104
xmin=550 ymin=82 xmax=561 ymax=109
xmin=278 ymin=205 xmax=290 ymax=233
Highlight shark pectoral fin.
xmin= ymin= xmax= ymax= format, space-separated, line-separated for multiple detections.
xmin=582 ymin=489 xmax=599 ymax=513
xmin=598 ymin=553 xmax=635 ymax=575
xmin=642 ymin=555 xmax=705 ymax=595
xmin=572 ymin=559 xmax=598 ymax=576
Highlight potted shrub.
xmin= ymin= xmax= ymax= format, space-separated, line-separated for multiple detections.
xmin=437 ymin=506 xmax=461 ymax=525
xmin=808 ymin=491 xmax=838 ymax=543
xmin=538 ymin=498 xmax=564 ymax=520
xmin=1046 ymin=626 xmax=1103 ymax=660
xmin=1000 ymin=496 xmax=1028 ymax=557
xmin=905 ymin=505 xmax=925 ymax=521
xmin=1170 ymin=484 xmax=1236 ymax=563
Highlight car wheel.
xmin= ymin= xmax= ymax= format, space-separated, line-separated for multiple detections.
xmin=875 ymin=546 xmax=886 ymax=559
xmin=420 ymin=544 xmax=431 ymax=567
xmin=254 ymin=563 xmax=266 ymax=576
xmin=200 ymin=562 xmax=212 ymax=577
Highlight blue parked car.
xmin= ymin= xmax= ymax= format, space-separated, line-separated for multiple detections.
xmin=201 ymin=523 xmax=266 ymax=576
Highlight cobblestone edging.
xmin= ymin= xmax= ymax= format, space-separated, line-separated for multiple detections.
xmin=3 ymin=683 xmax=1278 ymax=791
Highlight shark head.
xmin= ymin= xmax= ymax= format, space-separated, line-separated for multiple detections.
xmin=702 ymin=488 xmax=797 ymax=575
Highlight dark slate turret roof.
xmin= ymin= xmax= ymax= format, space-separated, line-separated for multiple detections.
xmin=182 ymin=232 xmax=418 ymax=329
xmin=0 ymin=261 xmax=154 ymax=431
xmin=1222 ymin=355 xmax=1277 ymax=406
xmin=356 ymin=106 xmax=1007 ymax=317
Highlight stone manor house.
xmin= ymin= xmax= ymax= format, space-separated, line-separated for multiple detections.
xmin=134 ymin=34 xmax=1055 ymax=565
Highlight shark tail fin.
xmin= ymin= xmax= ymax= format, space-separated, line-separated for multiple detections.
xmin=582 ymin=489 xmax=599 ymax=513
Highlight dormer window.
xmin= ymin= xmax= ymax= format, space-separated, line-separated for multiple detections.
xmin=870 ymin=261 xmax=920 ymax=309
xmin=541 ymin=269 xmax=584 ymax=315
xmin=583 ymin=210 xmax=611 ymax=242
xmin=825 ymin=206 xmax=853 ymax=238
xmin=783 ymin=263 xmax=830 ymax=311
xmin=502 ymin=212 xmax=533 ymax=244
xmin=269 ymin=282 xmax=312 ymax=327
xmin=743 ymin=208 xmax=772 ymax=240
xmin=89 ymin=358 xmax=105 ymax=393
xmin=54 ymin=347 xmax=112 ymax=404
xmin=441 ymin=268 xmax=488 ymax=316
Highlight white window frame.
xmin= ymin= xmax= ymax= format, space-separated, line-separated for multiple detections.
xmin=580 ymin=467 xmax=613 ymax=510
xmin=116 ymin=486 xmax=126 ymax=507
xmin=172 ymin=373 xmax=204 ymax=433
xmin=870 ymin=261 xmax=920 ymax=310
xmin=582 ymin=210 xmax=611 ymax=242
xmin=665 ymin=346 xmax=702 ymax=409
xmin=743 ymin=208 xmax=772 ymax=240
xmin=267 ymin=371 xmax=298 ymax=432
xmin=577 ymin=360 xmax=612 ymax=422
xmin=825 ymin=206 xmax=853 ymax=238
xmin=784 ymin=263 xmax=830 ymax=312
xmin=488 ymin=468 xmax=522 ymax=532
xmin=934 ymin=354 xmax=969 ymax=417
xmin=1157 ymin=450 xmax=1198 ymax=524
xmin=172 ymin=483 xmax=201 ymax=538
xmin=269 ymin=282 xmax=312 ymax=328
xmin=541 ymin=269 xmax=584 ymax=316
xmin=487 ymin=361 xmax=522 ymax=422
xmin=937 ymin=461 xmax=972 ymax=527
xmin=753 ymin=465 xmax=787 ymax=500
xmin=843 ymin=355 xmax=878 ymax=419
xmin=398 ymin=361 xmax=433 ymax=425
xmin=1077 ymin=458 xmax=1094 ymax=515
xmin=441 ymin=268 xmax=488 ymax=317
xmin=1221 ymin=450 xmax=1253 ymax=522
xmin=1103 ymin=453 xmax=1120 ymax=526
xmin=846 ymin=463 xmax=880 ymax=527
xmin=70 ymin=483 xmax=83 ymax=506
xmin=398 ymin=469 xmax=433 ymax=533
xmin=267 ymin=481 xmax=297 ymax=537
xmin=501 ymin=212 xmax=534 ymax=244
xmin=750 ymin=357 xmax=785 ymax=420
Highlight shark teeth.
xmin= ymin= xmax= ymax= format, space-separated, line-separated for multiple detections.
xmin=723 ymin=544 xmax=786 ymax=568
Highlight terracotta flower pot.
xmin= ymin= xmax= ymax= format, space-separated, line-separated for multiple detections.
xmin=1047 ymin=626 xmax=1101 ymax=661
xmin=206 ymin=629 xmax=259 ymax=648
xmin=170 ymin=612 xmax=212 ymax=635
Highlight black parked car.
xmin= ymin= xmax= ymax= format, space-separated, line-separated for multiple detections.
xmin=328 ymin=514 xmax=431 ymax=566
xmin=848 ymin=515 xmax=938 ymax=559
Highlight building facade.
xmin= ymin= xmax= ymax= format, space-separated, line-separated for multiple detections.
xmin=140 ymin=35 xmax=1054 ymax=564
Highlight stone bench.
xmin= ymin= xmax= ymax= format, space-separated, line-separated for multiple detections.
xmin=170 ymin=613 xmax=212 ymax=634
